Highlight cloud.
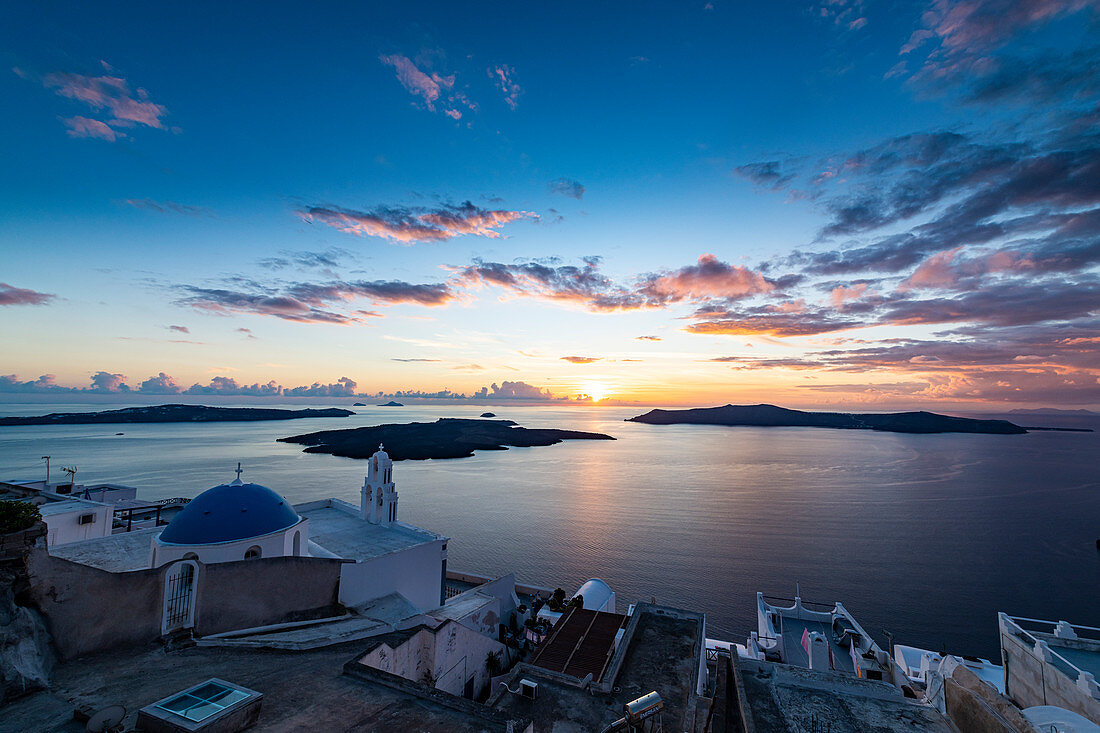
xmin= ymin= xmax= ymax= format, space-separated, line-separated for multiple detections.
xmin=549 ymin=178 xmax=585 ymax=200
xmin=561 ymin=356 xmax=601 ymax=364
xmin=236 ymin=328 xmax=257 ymax=339
xmin=183 ymin=376 xmax=283 ymax=396
xmin=63 ymin=116 xmax=120 ymax=141
xmin=638 ymin=254 xmax=775 ymax=304
xmin=392 ymin=358 xmax=441 ymax=362
xmin=380 ymin=54 xmax=452 ymax=108
xmin=454 ymin=256 xmax=647 ymax=311
xmin=298 ymin=202 xmax=535 ymax=244
xmin=176 ymin=275 xmax=457 ymax=325
xmin=123 ymin=199 xmax=210 ymax=216
xmin=167 ymin=325 xmax=190 ymax=334
xmin=178 ymin=287 xmax=359 ymax=324
xmin=139 ymin=372 xmax=182 ymax=394
xmin=473 ymin=381 xmax=557 ymax=400
xmin=455 ymin=254 xmax=774 ymax=313
xmin=89 ymin=371 xmax=129 ymax=393
xmin=489 ymin=65 xmax=521 ymax=110
xmin=635 ymin=335 xmax=662 ymax=341
xmin=19 ymin=67 xmax=170 ymax=140
xmin=257 ymin=248 xmax=351 ymax=272
xmin=734 ymin=161 xmax=794 ymax=190
xmin=0 ymin=283 xmax=55 ymax=306
xmin=284 ymin=376 xmax=358 ymax=397
xmin=379 ymin=53 xmax=473 ymax=119
xmin=0 ymin=374 xmax=69 ymax=393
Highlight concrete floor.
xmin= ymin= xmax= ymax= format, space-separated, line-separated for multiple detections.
xmin=2 ymin=639 xmax=511 ymax=733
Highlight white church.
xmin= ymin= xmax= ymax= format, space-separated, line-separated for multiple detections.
xmin=148 ymin=445 xmax=448 ymax=611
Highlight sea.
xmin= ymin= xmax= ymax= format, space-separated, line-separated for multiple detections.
xmin=1 ymin=399 xmax=1098 ymax=660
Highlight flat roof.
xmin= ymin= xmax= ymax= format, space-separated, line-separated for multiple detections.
xmin=530 ymin=606 xmax=627 ymax=682
xmin=296 ymin=500 xmax=444 ymax=561
xmin=3 ymin=638 xmax=513 ymax=732
xmin=736 ymin=658 xmax=955 ymax=732
xmin=50 ymin=528 xmax=158 ymax=572
xmin=493 ymin=603 xmax=706 ymax=732
xmin=33 ymin=498 xmax=105 ymax=517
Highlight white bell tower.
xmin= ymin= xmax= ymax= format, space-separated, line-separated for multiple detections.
xmin=361 ymin=444 xmax=398 ymax=526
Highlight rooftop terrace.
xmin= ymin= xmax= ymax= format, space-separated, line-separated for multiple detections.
xmin=295 ymin=499 xmax=446 ymax=560
xmin=735 ymin=658 xmax=955 ymax=733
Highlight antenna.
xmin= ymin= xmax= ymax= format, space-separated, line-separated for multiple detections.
xmin=41 ymin=455 xmax=50 ymax=484
xmin=62 ymin=465 xmax=77 ymax=484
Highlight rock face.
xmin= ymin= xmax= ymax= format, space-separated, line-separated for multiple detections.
xmin=279 ymin=418 xmax=615 ymax=460
xmin=0 ymin=534 xmax=55 ymax=704
xmin=627 ymin=404 xmax=1028 ymax=435
xmin=0 ymin=404 xmax=354 ymax=426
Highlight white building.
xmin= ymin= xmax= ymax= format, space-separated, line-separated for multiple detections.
xmin=1 ymin=480 xmax=114 ymax=547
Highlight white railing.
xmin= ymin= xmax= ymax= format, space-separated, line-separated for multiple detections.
xmin=1001 ymin=614 xmax=1100 ymax=699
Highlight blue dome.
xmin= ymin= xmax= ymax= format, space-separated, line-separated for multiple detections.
xmin=159 ymin=481 xmax=300 ymax=545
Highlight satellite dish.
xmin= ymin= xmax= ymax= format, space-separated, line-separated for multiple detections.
xmin=86 ymin=705 xmax=126 ymax=732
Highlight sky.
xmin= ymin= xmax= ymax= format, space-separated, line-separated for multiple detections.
xmin=1 ymin=0 xmax=1098 ymax=409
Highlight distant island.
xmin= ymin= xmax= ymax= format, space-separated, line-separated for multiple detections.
xmin=480 ymin=412 xmax=496 ymax=418
xmin=0 ymin=404 xmax=354 ymax=427
xmin=279 ymin=417 xmax=615 ymax=460
xmin=378 ymin=401 xmax=404 ymax=407
xmin=627 ymin=404 xmax=1030 ymax=435
xmin=353 ymin=402 xmax=366 ymax=406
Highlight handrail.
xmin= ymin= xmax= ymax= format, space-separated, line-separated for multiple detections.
xmin=1003 ymin=615 xmax=1100 ymax=687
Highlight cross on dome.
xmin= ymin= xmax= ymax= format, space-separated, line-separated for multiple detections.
xmin=231 ymin=461 xmax=244 ymax=485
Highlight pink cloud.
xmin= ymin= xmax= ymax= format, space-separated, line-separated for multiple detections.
xmin=62 ymin=116 xmax=120 ymax=141
xmin=640 ymin=254 xmax=774 ymax=303
xmin=488 ymin=65 xmax=521 ymax=110
xmin=829 ymin=283 xmax=869 ymax=306
xmin=299 ymin=203 xmax=535 ymax=244
xmin=42 ymin=71 xmax=167 ymax=129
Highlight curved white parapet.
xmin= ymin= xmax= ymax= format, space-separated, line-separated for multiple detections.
xmin=1023 ymin=706 xmax=1100 ymax=732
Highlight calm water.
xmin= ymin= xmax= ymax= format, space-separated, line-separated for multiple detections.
xmin=2 ymin=400 xmax=1098 ymax=659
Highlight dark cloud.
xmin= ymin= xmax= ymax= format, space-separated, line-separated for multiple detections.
xmin=167 ymin=325 xmax=190 ymax=334
xmin=177 ymin=277 xmax=455 ymax=324
xmin=123 ymin=199 xmax=210 ymax=216
xmin=392 ymin=358 xmax=441 ymax=362
xmin=548 ymin=178 xmax=585 ymax=200
xmin=734 ymin=161 xmax=794 ymax=190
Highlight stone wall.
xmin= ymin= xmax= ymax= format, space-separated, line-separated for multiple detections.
xmin=943 ymin=665 xmax=1032 ymax=733
xmin=25 ymin=550 xmax=345 ymax=660
xmin=193 ymin=556 xmax=344 ymax=636
xmin=26 ymin=549 xmax=163 ymax=660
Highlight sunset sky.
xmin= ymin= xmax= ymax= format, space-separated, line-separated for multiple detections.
xmin=2 ymin=1 xmax=1098 ymax=408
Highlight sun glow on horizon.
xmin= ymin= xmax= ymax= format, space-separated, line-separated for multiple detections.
xmin=581 ymin=382 xmax=613 ymax=402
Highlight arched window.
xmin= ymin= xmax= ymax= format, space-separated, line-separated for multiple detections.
xmin=244 ymin=546 xmax=262 ymax=560
xmin=182 ymin=552 xmax=198 ymax=561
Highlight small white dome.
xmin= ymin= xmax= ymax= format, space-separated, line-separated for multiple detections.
xmin=572 ymin=578 xmax=614 ymax=611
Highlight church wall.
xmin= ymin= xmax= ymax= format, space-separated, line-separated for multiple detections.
xmin=338 ymin=539 xmax=445 ymax=611
xmin=25 ymin=549 xmax=163 ymax=660
xmin=153 ymin=519 xmax=307 ymax=567
xmin=193 ymin=555 xmax=344 ymax=636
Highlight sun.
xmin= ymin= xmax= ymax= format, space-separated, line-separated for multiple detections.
xmin=582 ymin=382 xmax=612 ymax=402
